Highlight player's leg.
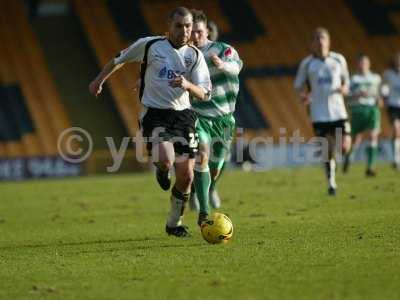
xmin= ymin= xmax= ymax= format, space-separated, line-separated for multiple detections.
xmin=325 ymin=133 xmax=338 ymax=195
xmin=208 ymin=115 xmax=235 ymax=207
xmin=392 ymin=118 xmax=400 ymax=169
xmin=343 ymin=109 xmax=362 ymax=173
xmin=165 ymin=156 xmax=195 ymax=237
xmin=327 ymin=121 xmax=351 ymax=196
xmin=192 ymin=117 xmax=212 ymax=222
xmin=208 ymin=140 xmax=228 ymax=208
xmin=152 ymin=141 xmax=175 ymax=190
xmin=365 ymin=107 xmax=380 ymax=176
xmin=194 ymin=142 xmax=211 ymax=224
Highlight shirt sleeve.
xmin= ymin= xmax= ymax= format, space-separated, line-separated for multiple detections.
xmin=220 ymin=46 xmax=243 ymax=76
xmin=339 ymin=55 xmax=350 ymax=87
xmin=381 ymin=71 xmax=390 ymax=97
xmin=294 ymin=57 xmax=309 ymax=91
xmin=190 ymin=50 xmax=212 ymax=100
xmin=114 ymin=37 xmax=155 ymax=65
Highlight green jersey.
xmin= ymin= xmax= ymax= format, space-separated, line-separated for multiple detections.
xmin=192 ymin=41 xmax=243 ymax=117
xmin=349 ymin=72 xmax=381 ymax=106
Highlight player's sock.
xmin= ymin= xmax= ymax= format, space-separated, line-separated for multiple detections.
xmin=194 ymin=166 xmax=211 ymax=215
xmin=324 ymin=159 xmax=337 ymax=189
xmin=366 ymin=142 xmax=378 ymax=171
xmin=393 ymin=138 xmax=400 ymax=167
xmin=166 ymin=186 xmax=189 ymax=227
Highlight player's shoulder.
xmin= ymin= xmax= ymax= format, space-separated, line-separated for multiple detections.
xmin=350 ymin=73 xmax=361 ymax=81
xmin=370 ymin=72 xmax=381 ymax=82
xmin=186 ymin=44 xmax=203 ymax=60
xmin=383 ymin=68 xmax=395 ymax=78
xmin=133 ymin=35 xmax=165 ymax=45
xmin=329 ymin=51 xmax=347 ymax=64
xmin=299 ymin=55 xmax=314 ymax=67
xmin=210 ymin=41 xmax=237 ymax=55
xmin=183 ymin=44 xmax=204 ymax=69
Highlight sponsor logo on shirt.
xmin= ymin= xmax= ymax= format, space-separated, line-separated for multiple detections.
xmin=184 ymin=55 xmax=193 ymax=68
xmin=158 ymin=66 xmax=185 ymax=79
xmin=318 ymin=76 xmax=332 ymax=85
xmin=224 ymin=47 xmax=233 ymax=58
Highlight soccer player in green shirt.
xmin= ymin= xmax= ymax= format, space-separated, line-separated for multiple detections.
xmin=190 ymin=10 xmax=243 ymax=225
xmin=343 ymin=54 xmax=382 ymax=176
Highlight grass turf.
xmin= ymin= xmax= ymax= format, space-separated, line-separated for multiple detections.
xmin=0 ymin=164 xmax=399 ymax=300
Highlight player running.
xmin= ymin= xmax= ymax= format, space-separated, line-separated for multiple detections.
xmin=382 ymin=52 xmax=400 ymax=170
xmin=294 ymin=28 xmax=351 ymax=196
xmin=89 ymin=7 xmax=211 ymax=237
xmin=190 ymin=10 xmax=243 ymax=224
xmin=343 ymin=54 xmax=382 ymax=176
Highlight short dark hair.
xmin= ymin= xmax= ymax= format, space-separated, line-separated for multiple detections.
xmin=168 ymin=6 xmax=192 ymax=21
xmin=191 ymin=9 xmax=207 ymax=24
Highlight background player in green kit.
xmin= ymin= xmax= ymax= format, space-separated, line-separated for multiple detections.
xmin=343 ymin=54 xmax=382 ymax=176
xmin=190 ymin=10 xmax=243 ymax=224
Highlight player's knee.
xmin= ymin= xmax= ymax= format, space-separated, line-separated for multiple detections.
xmin=157 ymin=159 xmax=173 ymax=171
xmin=342 ymin=135 xmax=352 ymax=154
xmin=176 ymin=169 xmax=194 ymax=189
xmin=196 ymin=149 xmax=209 ymax=168
xmin=210 ymin=168 xmax=220 ymax=181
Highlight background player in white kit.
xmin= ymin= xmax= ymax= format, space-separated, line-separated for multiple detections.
xmin=89 ymin=7 xmax=211 ymax=237
xmin=383 ymin=52 xmax=400 ymax=170
xmin=294 ymin=28 xmax=351 ymax=196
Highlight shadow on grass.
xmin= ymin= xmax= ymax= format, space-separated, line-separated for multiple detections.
xmin=0 ymin=236 xmax=208 ymax=255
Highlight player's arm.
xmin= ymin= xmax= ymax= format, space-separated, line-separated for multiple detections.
xmin=380 ymin=71 xmax=390 ymax=106
xmin=89 ymin=60 xmax=124 ymax=97
xmin=89 ymin=37 xmax=151 ymax=97
xmin=173 ymin=50 xmax=211 ymax=101
xmin=294 ymin=58 xmax=311 ymax=105
xmin=336 ymin=55 xmax=350 ymax=96
xmin=169 ymin=75 xmax=210 ymax=100
xmin=210 ymin=46 xmax=243 ymax=76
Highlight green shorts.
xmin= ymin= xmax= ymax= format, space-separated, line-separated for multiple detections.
xmin=350 ymin=105 xmax=380 ymax=136
xmin=196 ymin=113 xmax=235 ymax=170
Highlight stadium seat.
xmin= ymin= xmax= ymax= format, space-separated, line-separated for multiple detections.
xmin=72 ymin=0 xmax=142 ymax=137
xmin=0 ymin=0 xmax=72 ymax=157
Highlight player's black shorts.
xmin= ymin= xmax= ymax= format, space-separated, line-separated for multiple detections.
xmin=387 ymin=106 xmax=400 ymax=122
xmin=312 ymin=119 xmax=351 ymax=138
xmin=140 ymin=107 xmax=198 ymax=158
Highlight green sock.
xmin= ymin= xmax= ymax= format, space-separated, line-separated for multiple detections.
xmin=366 ymin=145 xmax=378 ymax=170
xmin=194 ymin=169 xmax=211 ymax=215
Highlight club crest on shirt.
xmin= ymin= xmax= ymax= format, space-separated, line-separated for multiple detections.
xmin=184 ymin=55 xmax=193 ymax=68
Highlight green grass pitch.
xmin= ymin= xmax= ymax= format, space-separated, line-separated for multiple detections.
xmin=0 ymin=164 xmax=399 ymax=300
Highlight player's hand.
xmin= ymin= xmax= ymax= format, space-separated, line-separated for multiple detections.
xmin=300 ymin=93 xmax=310 ymax=105
xmin=89 ymin=80 xmax=103 ymax=98
xmin=359 ymin=90 xmax=370 ymax=97
xmin=169 ymin=75 xmax=189 ymax=90
xmin=336 ymin=85 xmax=349 ymax=96
xmin=378 ymin=97 xmax=384 ymax=108
xmin=133 ymin=78 xmax=141 ymax=92
xmin=210 ymin=54 xmax=224 ymax=70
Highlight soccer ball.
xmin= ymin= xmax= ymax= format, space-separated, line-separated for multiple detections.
xmin=200 ymin=213 xmax=233 ymax=244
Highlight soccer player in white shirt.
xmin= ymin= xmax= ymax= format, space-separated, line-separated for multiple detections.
xmin=294 ymin=28 xmax=352 ymax=196
xmin=382 ymin=52 xmax=400 ymax=169
xmin=89 ymin=7 xmax=212 ymax=237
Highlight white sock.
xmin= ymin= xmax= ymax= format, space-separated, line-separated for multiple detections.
xmin=394 ymin=138 xmax=400 ymax=165
xmin=327 ymin=159 xmax=337 ymax=189
xmin=166 ymin=187 xmax=188 ymax=227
